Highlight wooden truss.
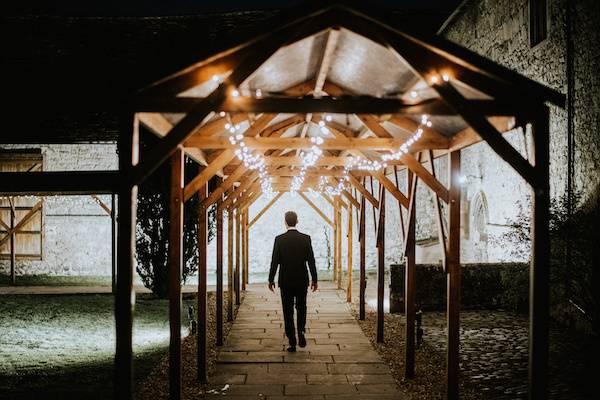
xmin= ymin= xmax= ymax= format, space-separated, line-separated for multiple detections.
xmin=0 ymin=1 xmax=563 ymax=400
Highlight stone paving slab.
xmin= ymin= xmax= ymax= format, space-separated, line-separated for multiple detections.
xmin=209 ymin=282 xmax=403 ymax=399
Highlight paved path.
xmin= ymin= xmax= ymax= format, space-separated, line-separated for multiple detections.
xmin=206 ymin=282 xmax=402 ymax=399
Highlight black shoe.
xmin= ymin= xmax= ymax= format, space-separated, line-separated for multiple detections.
xmin=286 ymin=345 xmax=296 ymax=352
xmin=298 ymin=333 xmax=306 ymax=348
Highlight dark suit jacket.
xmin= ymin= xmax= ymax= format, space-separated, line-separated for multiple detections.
xmin=268 ymin=228 xmax=317 ymax=288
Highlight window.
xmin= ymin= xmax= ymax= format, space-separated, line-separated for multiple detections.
xmin=529 ymin=0 xmax=548 ymax=47
xmin=0 ymin=150 xmax=44 ymax=260
xmin=471 ymin=192 xmax=489 ymax=242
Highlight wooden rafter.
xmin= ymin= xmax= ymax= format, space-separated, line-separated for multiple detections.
xmin=299 ymin=192 xmax=333 ymax=226
xmin=184 ymin=149 xmax=235 ymax=201
xmin=248 ymin=192 xmax=284 ymax=227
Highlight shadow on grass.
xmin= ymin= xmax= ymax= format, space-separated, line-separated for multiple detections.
xmin=0 ymin=293 xmax=195 ymax=400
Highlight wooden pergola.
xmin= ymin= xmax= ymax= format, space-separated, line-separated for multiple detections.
xmin=1 ymin=1 xmax=564 ymax=399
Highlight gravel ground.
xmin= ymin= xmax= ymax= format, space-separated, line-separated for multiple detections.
xmin=137 ymin=291 xmax=242 ymax=399
xmin=348 ymin=304 xmax=479 ymax=400
xmin=345 ymin=277 xmax=598 ymax=400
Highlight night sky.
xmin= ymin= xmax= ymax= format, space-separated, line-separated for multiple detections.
xmin=6 ymin=0 xmax=463 ymax=16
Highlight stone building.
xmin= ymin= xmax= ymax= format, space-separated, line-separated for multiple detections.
xmin=2 ymin=1 xmax=599 ymax=281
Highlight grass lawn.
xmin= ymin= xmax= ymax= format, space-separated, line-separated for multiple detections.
xmin=0 ymin=293 xmax=195 ymax=399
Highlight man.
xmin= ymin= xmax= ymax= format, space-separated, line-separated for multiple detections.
xmin=268 ymin=211 xmax=318 ymax=352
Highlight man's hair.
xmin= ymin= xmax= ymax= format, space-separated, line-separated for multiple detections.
xmin=284 ymin=211 xmax=298 ymax=227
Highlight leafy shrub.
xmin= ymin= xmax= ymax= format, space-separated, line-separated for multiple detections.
xmin=135 ymin=156 xmax=215 ymax=298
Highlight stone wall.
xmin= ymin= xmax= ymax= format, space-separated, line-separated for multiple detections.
xmin=0 ymin=144 xmax=118 ymax=276
xmin=440 ymin=0 xmax=600 ymax=212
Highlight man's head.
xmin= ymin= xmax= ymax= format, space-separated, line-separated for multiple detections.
xmin=284 ymin=211 xmax=298 ymax=228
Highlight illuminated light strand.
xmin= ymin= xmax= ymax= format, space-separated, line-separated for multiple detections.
xmin=290 ymin=136 xmax=324 ymax=195
xmin=227 ymin=119 xmax=276 ymax=200
xmin=381 ymin=114 xmax=431 ymax=161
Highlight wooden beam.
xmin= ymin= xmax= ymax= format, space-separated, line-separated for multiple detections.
xmin=0 ymin=171 xmax=119 ymax=195
xmin=348 ymin=173 xmax=379 ymax=208
xmin=436 ymin=82 xmax=539 ymax=187
xmin=203 ymin=164 xmax=246 ymax=207
xmin=374 ymin=172 xmax=409 ymax=208
xmin=115 ymin=113 xmax=138 ymax=400
xmin=244 ymin=211 xmax=249 ymax=285
xmin=137 ymin=112 xmax=209 ymax=166
xmin=358 ymin=194 xmax=366 ymax=320
xmin=298 ymin=192 xmax=333 ymax=226
xmin=249 ymin=192 xmax=284 ymax=227
xmin=530 ymin=106 xmax=550 ymax=399
xmin=234 ymin=210 xmax=241 ymax=305
xmin=168 ymin=149 xmax=184 ymax=399
xmin=215 ymin=177 xmax=224 ymax=346
xmin=376 ymin=185 xmax=385 ymax=343
xmin=336 ymin=201 xmax=342 ymax=289
xmin=197 ymin=180 xmax=208 ymax=384
xmin=184 ymin=149 xmax=235 ymax=201
xmin=427 ymin=150 xmax=448 ymax=268
xmin=241 ymin=209 xmax=246 ymax=291
xmin=358 ymin=116 xmax=449 ymax=203
xmin=140 ymin=94 xmax=520 ymax=116
xmin=131 ymin=8 xmax=314 ymax=186
xmin=185 ymin=136 xmax=446 ymax=151
xmin=139 ymin=3 xmax=337 ymax=96
xmin=337 ymin=7 xmax=564 ymax=107
xmin=226 ymin=209 xmax=234 ymax=322
xmin=0 ymin=201 xmax=43 ymax=248
xmin=404 ymin=169 xmax=416 ymax=380
xmin=218 ymin=174 xmax=259 ymax=211
xmin=446 ymin=150 xmax=461 ymax=400
xmin=346 ymin=203 xmax=353 ymax=303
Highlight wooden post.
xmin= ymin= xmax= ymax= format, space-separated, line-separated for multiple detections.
xmin=235 ymin=209 xmax=241 ymax=305
xmin=530 ymin=106 xmax=550 ymax=400
xmin=359 ymin=194 xmax=366 ymax=320
xmin=404 ymin=170 xmax=416 ymax=379
xmin=111 ymin=193 xmax=117 ymax=294
xmin=376 ymin=186 xmax=385 ymax=343
xmin=115 ymin=113 xmax=138 ymax=400
xmin=168 ymin=149 xmax=184 ymax=399
xmin=227 ymin=208 xmax=234 ymax=321
xmin=446 ymin=150 xmax=461 ymax=400
xmin=197 ymin=181 xmax=208 ymax=384
xmin=241 ymin=210 xmax=246 ymax=291
xmin=333 ymin=202 xmax=338 ymax=282
xmin=216 ymin=179 xmax=224 ymax=346
xmin=9 ymin=199 xmax=16 ymax=285
xmin=337 ymin=204 xmax=342 ymax=290
xmin=346 ymin=203 xmax=353 ymax=302
xmin=244 ymin=212 xmax=249 ymax=285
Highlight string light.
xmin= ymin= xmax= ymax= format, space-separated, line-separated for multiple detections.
xmin=290 ymin=136 xmax=324 ymax=195
xmin=226 ymin=116 xmax=276 ymax=199
xmin=381 ymin=114 xmax=430 ymax=161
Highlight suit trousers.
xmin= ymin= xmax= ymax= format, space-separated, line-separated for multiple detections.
xmin=279 ymin=285 xmax=308 ymax=345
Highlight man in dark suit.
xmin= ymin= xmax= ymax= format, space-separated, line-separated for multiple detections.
xmin=268 ymin=211 xmax=318 ymax=352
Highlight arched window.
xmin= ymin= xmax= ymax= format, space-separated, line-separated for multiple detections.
xmin=471 ymin=192 xmax=489 ymax=242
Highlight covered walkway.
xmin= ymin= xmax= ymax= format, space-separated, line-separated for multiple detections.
xmin=207 ymin=282 xmax=401 ymax=399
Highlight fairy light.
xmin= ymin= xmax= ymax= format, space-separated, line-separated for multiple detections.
xmin=290 ymin=136 xmax=324 ymax=195
xmin=410 ymin=90 xmax=418 ymax=99
xmin=231 ymin=89 xmax=240 ymax=98
xmin=226 ymin=116 xmax=275 ymax=199
xmin=381 ymin=114 xmax=430 ymax=161
xmin=255 ymin=89 xmax=262 ymax=98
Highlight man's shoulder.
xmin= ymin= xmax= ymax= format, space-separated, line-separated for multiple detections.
xmin=275 ymin=233 xmax=286 ymax=240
